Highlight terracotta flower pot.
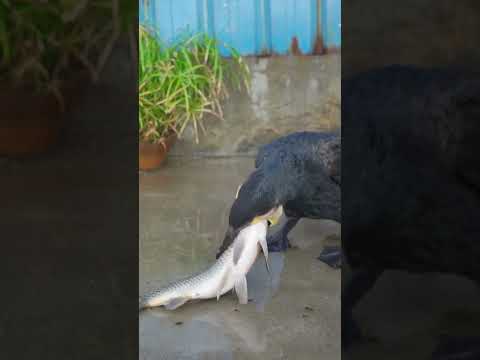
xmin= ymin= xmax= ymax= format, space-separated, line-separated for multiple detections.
xmin=0 ymin=86 xmax=62 ymax=156
xmin=139 ymin=133 xmax=177 ymax=171
xmin=0 ymin=73 xmax=88 ymax=156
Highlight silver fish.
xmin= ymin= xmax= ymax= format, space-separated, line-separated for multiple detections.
xmin=139 ymin=220 xmax=271 ymax=311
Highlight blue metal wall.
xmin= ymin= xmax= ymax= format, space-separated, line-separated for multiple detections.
xmin=139 ymin=0 xmax=341 ymax=56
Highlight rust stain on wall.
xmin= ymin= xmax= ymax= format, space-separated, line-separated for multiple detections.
xmin=290 ymin=36 xmax=303 ymax=55
xmin=313 ymin=35 xmax=325 ymax=55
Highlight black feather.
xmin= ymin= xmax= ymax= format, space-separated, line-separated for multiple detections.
xmin=216 ymin=131 xmax=341 ymax=258
xmin=343 ymin=64 xmax=480 ymax=276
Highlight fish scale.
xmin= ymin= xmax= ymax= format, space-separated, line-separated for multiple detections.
xmin=139 ymin=221 xmax=268 ymax=311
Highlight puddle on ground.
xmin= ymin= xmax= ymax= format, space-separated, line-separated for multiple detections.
xmin=139 ymin=158 xmax=341 ymax=360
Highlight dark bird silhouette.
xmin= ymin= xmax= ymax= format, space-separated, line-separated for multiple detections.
xmin=342 ymin=65 xmax=480 ymax=358
xmin=215 ymin=131 xmax=341 ymax=265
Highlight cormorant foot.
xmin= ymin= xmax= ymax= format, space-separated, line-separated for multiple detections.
xmin=317 ymin=245 xmax=342 ymax=269
xmin=431 ymin=335 xmax=480 ymax=360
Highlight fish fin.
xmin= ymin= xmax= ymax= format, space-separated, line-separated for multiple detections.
xmin=233 ymin=234 xmax=246 ymax=265
xmin=234 ymin=275 xmax=248 ymax=305
xmin=258 ymin=236 xmax=271 ymax=275
xmin=217 ymin=270 xmax=230 ymax=301
xmin=164 ymin=297 xmax=188 ymax=310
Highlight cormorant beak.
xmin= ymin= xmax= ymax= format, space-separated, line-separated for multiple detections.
xmin=251 ymin=205 xmax=284 ymax=227
xmin=234 ymin=183 xmax=243 ymax=199
xmin=266 ymin=205 xmax=283 ymax=226
xmin=216 ymin=206 xmax=283 ymax=260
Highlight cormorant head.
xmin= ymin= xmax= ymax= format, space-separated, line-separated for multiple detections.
xmin=215 ymin=168 xmax=286 ymax=258
xmin=229 ymin=160 xmax=300 ymax=228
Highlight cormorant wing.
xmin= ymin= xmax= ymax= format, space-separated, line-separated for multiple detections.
xmin=255 ymin=131 xmax=341 ymax=185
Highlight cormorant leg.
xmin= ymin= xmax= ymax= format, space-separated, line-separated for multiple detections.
xmin=342 ymin=268 xmax=383 ymax=349
xmin=318 ymin=246 xmax=343 ymax=268
xmin=267 ymin=217 xmax=300 ymax=252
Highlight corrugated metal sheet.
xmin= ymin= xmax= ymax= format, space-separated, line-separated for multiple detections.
xmin=139 ymin=0 xmax=341 ymax=56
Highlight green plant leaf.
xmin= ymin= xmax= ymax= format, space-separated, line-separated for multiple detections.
xmin=138 ymin=25 xmax=250 ymax=144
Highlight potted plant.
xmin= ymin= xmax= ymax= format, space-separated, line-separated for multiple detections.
xmin=138 ymin=25 xmax=250 ymax=171
xmin=0 ymin=0 xmax=136 ymax=155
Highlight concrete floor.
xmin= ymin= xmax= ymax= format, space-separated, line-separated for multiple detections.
xmin=139 ymin=157 xmax=341 ymax=360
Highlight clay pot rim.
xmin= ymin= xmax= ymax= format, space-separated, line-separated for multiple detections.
xmin=139 ymin=133 xmax=177 ymax=171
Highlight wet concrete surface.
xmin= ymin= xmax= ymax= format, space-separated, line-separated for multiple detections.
xmin=139 ymin=157 xmax=341 ymax=360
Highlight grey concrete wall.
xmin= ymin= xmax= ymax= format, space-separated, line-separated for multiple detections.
xmin=170 ymin=54 xmax=341 ymax=157
xmin=343 ymin=0 xmax=480 ymax=77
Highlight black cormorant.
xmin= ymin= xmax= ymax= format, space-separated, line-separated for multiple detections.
xmin=343 ymin=65 xmax=480 ymax=357
xmin=215 ymin=131 xmax=341 ymax=266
